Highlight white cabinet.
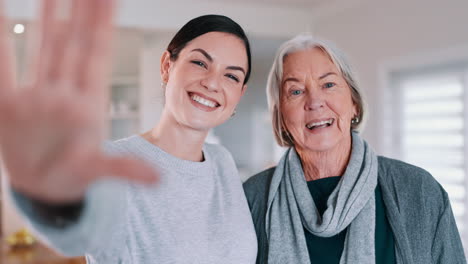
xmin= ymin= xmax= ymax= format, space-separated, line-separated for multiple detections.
xmin=109 ymin=76 xmax=140 ymax=140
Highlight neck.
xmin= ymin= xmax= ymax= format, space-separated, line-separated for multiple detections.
xmin=141 ymin=110 xmax=209 ymax=162
xmin=296 ymin=135 xmax=352 ymax=181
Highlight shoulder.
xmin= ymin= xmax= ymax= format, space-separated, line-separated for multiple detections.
xmin=377 ymin=156 xmax=448 ymax=213
xmin=203 ymin=142 xmax=233 ymax=158
xmin=203 ymin=143 xmax=239 ymax=173
xmin=203 ymin=143 xmax=235 ymax=164
xmin=102 ymin=135 xmax=141 ymax=155
xmin=378 ymin=156 xmax=445 ymax=195
xmin=243 ymin=167 xmax=276 ymax=203
xmin=378 ymin=156 xmax=431 ymax=178
xmin=244 ymin=167 xmax=276 ymax=190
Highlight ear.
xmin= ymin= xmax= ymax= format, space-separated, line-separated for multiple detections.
xmin=240 ymin=84 xmax=248 ymax=97
xmin=352 ymin=102 xmax=359 ymax=118
xmin=160 ymin=51 xmax=172 ymax=83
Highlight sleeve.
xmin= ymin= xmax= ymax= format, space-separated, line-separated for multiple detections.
xmin=8 ymin=178 xmax=128 ymax=257
xmin=10 ymin=190 xmax=84 ymax=229
xmin=431 ymin=191 xmax=467 ymax=264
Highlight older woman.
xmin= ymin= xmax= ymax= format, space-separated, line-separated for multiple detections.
xmin=243 ymin=34 xmax=466 ymax=264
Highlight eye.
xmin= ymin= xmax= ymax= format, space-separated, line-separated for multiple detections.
xmin=191 ymin=60 xmax=207 ymax=68
xmin=225 ymin=74 xmax=240 ymax=83
xmin=323 ymin=82 xmax=336 ymax=88
xmin=290 ymin=89 xmax=303 ymax=95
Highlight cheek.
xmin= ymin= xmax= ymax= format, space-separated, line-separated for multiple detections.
xmin=281 ymin=108 xmax=302 ymax=132
xmin=280 ymin=98 xmax=297 ymax=120
xmin=331 ymin=95 xmax=355 ymax=118
xmin=338 ymin=106 xmax=353 ymax=119
xmin=225 ymin=88 xmax=243 ymax=107
xmin=280 ymin=105 xmax=293 ymax=124
xmin=172 ymin=65 xmax=199 ymax=85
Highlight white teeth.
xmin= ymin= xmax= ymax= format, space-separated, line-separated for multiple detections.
xmin=306 ymin=119 xmax=333 ymax=129
xmin=191 ymin=94 xmax=217 ymax=108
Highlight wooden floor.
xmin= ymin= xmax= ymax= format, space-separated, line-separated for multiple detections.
xmin=1 ymin=242 xmax=86 ymax=264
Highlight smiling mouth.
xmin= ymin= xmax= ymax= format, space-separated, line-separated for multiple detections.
xmin=189 ymin=92 xmax=220 ymax=108
xmin=305 ymin=118 xmax=334 ymax=130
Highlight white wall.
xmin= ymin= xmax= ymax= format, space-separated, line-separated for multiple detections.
xmin=312 ymin=0 xmax=468 ymax=154
xmin=138 ymin=32 xmax=175 ymax=132
xmin=5 ymin=0 xmax=314 ymax=38
xmin=117 ymin=0 xmax=314 ymax=38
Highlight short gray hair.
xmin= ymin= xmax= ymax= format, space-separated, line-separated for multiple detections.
xmin=266 ymin=34 xmax=367 ymax=147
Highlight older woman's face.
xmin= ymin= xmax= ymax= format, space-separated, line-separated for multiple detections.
xmin=280 ymin=47 xmax=357 ymax=153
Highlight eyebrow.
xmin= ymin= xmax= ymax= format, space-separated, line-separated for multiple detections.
xmin=282 ymin=77 xmax=300 ymax=86
xmin=282 ymin=72 xmax=338 ymax=85
xmin=226 ymin=66 xmax=246 ymax=76
xmin=191 ymin=48 xmax=246 ymax=76
xmin=192 ymin=48 xmax=213 ymax=62
xmin=319 ymin=72 xmax=337 ymax=79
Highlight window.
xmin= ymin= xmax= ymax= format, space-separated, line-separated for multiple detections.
xmin=391 ymin=63 xmax=468 ymax=253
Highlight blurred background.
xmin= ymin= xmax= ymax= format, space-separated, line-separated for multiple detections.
xmin=1 ymin=0 xmax=467 ymax=260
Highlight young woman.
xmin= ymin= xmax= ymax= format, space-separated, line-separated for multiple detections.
xmin=0 ymin=1 xmax=257 ymax=263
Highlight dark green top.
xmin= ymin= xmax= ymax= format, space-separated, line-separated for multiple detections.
xmin=305 ymin=176 xmax=396 ymax=263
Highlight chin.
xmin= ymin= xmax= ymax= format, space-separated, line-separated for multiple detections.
xmin=303 ymin=135 xmax=342 ymax=153
xmin=305 ymin=142 xmax=336 ymax=153
xmin=183 ymin=117 xmax=223 ymax=131
xmin=185 ymin=121 xmax=214 ymax=131
xmin=175 ymin=107 xmax=230 ymax=131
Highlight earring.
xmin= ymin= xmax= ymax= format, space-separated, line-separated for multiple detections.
xmin=351 ymin=116 xmax=360 ymax=124
xmin=161 ymin=81 xmax=167 ymax=88
xmin=230 ymin=109 xmax=237 ymax=118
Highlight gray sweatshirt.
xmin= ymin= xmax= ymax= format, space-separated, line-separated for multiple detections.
xmin=11 ymin=135 xmax=258 ymax=263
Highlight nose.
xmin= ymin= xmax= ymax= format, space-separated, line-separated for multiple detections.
xmin=200 ymin=71 xmax=220 ymax=93
xmin=304 ymin=89 xmax=324 ymax=111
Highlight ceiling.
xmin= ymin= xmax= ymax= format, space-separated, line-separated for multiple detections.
xmin=197 ymin=0 xmax=339 ymax=8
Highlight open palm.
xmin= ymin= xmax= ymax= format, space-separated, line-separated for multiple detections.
xmin=0 ymin=0 xmax=157 ymax=204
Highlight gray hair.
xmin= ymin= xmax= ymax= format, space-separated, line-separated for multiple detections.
xmin=266 ymin=34 xmax=367 ymax=147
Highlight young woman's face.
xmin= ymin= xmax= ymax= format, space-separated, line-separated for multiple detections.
xmin=161 ymin=32 xmax=248 ymax=131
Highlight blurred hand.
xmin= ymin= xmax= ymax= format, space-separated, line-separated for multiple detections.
xmin=0 ymin=0 xmax=158 ymax=204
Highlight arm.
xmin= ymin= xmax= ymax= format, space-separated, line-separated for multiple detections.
xmin=0 ymin=0 xmax=157 ymax=258
xmin=9 ymin=179 xmax=128 ymax=258
xmin=12 ymin=191 xmax=84 ymax=229
xmin=431 ymin=192 xmax=467 ymax=264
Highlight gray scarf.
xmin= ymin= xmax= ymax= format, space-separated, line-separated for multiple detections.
xmin=265 ymin=132 xmax=378 ymax=264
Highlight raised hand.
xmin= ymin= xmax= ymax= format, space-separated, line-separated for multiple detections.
xmin=0 ymin=0 xmax=158 ymax=204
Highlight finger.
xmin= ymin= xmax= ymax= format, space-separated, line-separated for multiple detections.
xmin=60 ymin=0 xmax=115 ymax=93
xmin=61 ymin=143 xmax=159 ymax=186
xmin=0 ymin=0 xmax=17 ymax=97
xmin=77 ymin=0 xmax=116 ymax=107
xmin=80 ymin=0 xmax=115 ymax=94
xmin=53 ymin=0 xmax=88 ymax=89
xmin=45 ymin=2 xmax=72 ymax=86
xmin=25 ymin=0 xmax=59 ymax=89
xmin=95 ymin=155 xmax=160 ymax=185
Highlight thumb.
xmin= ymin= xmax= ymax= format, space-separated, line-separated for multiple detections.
xmin=93 ymin=154 xmax=160 ymax=184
